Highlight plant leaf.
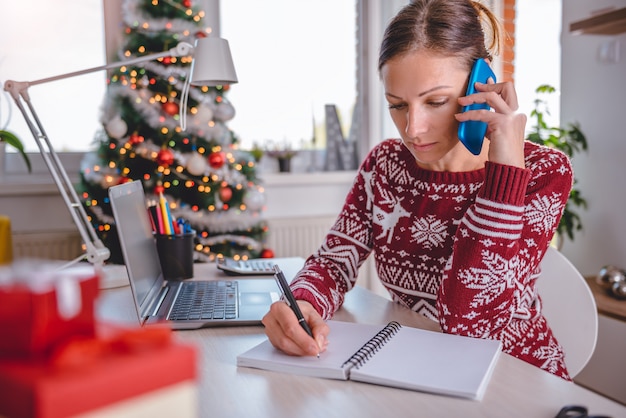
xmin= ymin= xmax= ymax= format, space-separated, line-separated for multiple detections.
xmin=525 ymin=84 xmax=588 ymax=242
xmin=0 ymin=130 xmax=32 ymax=172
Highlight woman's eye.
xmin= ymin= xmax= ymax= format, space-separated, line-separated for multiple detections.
xmin=429 ymin=100 xmax=448 ymax=108
xmin=388 ymin=103 xmax=406 ymax=110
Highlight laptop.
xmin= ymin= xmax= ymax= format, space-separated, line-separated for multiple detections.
xmin=108 ymin=180 xmax=282 ymax=330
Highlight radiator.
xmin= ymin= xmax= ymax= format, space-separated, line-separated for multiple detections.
xmin=266 ymin=216 xmax=385 ymax=298
xmin=10 ymin=217 xmax=335 ymax=262
xmin=10 ymin=217 xmax=387 ymax=298
xmin=12 ymin=231 xmax=83 ymax=261
xmin=266 ymin=216 xmax=336 ymax=258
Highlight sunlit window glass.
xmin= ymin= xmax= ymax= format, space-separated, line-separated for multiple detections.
xmin=0 ymin=0 xmax=105 ymax=152
xmin=221 ymin=1 xmax=357 ymax=151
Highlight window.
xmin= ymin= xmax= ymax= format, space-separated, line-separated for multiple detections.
xmin=516 ymin=0 xmax=562 ymax=128
xmin=220 ymin=1 xmax=357 ymax=151
xmin=0 ymin=0 xmax=561 ymax=179
xmin=0 ymin=0 xmax=106 ymax=155
xmin=2 ymin=1 xmax=359 ymax=179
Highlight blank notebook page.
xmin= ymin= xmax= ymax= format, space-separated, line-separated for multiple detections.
xmin=349 ymin=326 xmax=501 ymax=400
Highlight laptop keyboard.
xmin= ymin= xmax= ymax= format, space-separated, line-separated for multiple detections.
xmin=169 ymin=280 xmax=238 ymax=321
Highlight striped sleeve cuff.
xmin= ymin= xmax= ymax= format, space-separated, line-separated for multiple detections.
xmin=461 ymin=197 xmax=525 ymax=240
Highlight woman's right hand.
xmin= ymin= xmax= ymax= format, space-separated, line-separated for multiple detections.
xmin=456 ymin=79 xmax=527 ymax=169
xmin=262 ymin=300 xmax=329 ymax=356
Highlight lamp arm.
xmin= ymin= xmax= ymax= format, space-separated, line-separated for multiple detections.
xmin=5 ymin=42 xmax=195 ymax=98
xmin=7 ymin=92 xmax=111 ymax=267
xmin=1 ymin=41 xmax=194 ymax=269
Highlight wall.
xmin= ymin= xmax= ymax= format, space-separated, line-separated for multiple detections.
xmin=560 ymin=5 xmax=626 ymax=403
xmin=560 ymin=1 xmax=626 ymax=276
xmin=501 ymin=0 xmax=517 ymax=82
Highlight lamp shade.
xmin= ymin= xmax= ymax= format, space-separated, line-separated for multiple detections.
xmin=190 ymin=37 xmax=238 ymax=86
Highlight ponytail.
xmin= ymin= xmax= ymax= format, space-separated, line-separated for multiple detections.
xmin=471 ymin=0 xmax=503 ymax=60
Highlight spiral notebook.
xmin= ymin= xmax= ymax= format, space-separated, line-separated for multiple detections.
xmin=237 ymin=320 xmax=502 ymax=401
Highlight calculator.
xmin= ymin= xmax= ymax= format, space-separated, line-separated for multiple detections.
xmin=216 ymin=257 xmax=276 ymax=276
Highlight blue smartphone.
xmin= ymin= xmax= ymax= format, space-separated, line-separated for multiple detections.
xmin=457 ymin=58 xmax=496 ymax=155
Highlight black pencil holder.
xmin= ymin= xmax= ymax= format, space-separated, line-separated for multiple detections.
xmin=154 ymin=231 xmax=195 ymax=281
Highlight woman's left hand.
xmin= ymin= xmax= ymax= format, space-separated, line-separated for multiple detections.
xmin=456 ymin=80 xmax=527 ymax=168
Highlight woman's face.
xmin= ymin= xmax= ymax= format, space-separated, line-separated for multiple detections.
xmin=381 ymin=50 xmax=483 ymax=171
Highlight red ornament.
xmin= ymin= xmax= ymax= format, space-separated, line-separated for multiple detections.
xmin=154 ymin=184 xmax=165 ymax=195
xmin=157 ymin=148 xmax=175 ymax=166
xmin=117 ymin=176 xmax=131 ymax=185
xmin=128 ymin=132 xmax=144 ymax=145
xmin=183 ymin=0 xmax=192 ymax=8
xmin=162 ymin=56 xmax=172 ymax=65
xmin=162 ymin=101 xmax=179 ymax=116
xmin=260 ymin=248 xmax=275 ymax=259
xmin=195 ymin=31 xmax=207 ymax=39
xmin=219 ymin=186 xmax=233 ymax=203
xmin=208 ymin=151 xmax=226 ymax=169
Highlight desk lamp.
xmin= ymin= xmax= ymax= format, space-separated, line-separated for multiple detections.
xmin=3 ymin=37 xmax=238 ymax=268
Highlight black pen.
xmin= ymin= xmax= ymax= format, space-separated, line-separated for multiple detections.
xmin=273 ymin=265 xmax=319 ymax=357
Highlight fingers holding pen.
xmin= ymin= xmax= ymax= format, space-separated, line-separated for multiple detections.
xmin=307 ymin=308 xmax=330 ymax=353
xmin=262 ymin=300 xmax=328 ymax=357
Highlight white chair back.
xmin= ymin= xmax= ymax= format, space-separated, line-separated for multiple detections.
xmin=536 ymin=246 xmax=598 ymax=378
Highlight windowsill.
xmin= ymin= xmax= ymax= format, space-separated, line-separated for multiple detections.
xmin=1 ymin=148 xmax=358 ymax=197
xmin=0 ymin=175 xmax=81 ymax=197
xmin=0 ymin=171 xmax=357 ymax=197
xmin=259 ymin=170 xmax=356 ymax=186
xmin=2 ymin=164 xmax=356 ymax=229
xmin=0 ymin=150 xmax=84 ymax=196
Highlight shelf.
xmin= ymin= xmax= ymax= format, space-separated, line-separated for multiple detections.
xmin=584 ymin=276 xmax=626 ymax=322
xmin=570 ymin=7 xmax=626 ymax=35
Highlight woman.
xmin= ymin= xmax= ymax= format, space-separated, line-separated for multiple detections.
xmin=263 ymin=0 xmax=573 ymax=381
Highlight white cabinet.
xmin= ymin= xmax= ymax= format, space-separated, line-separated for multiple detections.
xmin=575 ymin=279 xmax=626 ymax=405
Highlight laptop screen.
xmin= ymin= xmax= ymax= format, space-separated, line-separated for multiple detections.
xmin=108 ymin=181 xmax=164 ymax=314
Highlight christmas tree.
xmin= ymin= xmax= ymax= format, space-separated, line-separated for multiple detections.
xmin=78 ymin=0 xmax=270 ymax=264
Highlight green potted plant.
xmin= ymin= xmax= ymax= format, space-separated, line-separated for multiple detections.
xmin=0 ymin=129 xmax=31 ymax=172
xmin=526 ymin=84 xmax=587 ymax=245
xmin=249 ymin=142 xmax=265 ymax=163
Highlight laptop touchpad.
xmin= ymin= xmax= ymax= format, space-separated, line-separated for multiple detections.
xmin=240 ymin=292 xmax=276 ymax=305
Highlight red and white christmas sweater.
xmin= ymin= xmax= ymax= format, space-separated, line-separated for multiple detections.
xmin=291 ymin=138 xmax=574 ymax=380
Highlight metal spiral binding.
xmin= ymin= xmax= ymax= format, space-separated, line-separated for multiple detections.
xmin=341 ymin=321 xmax=402 ymax=371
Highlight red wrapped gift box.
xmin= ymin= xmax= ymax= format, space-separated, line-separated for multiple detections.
xmin=0 ymin=263 xmax=99 ymax=359
xmin=0 ymin=326 xmax=198 ymax=418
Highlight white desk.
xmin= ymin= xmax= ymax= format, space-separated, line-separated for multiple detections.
xmin=97 ymin=260 xmax=626 ymax=418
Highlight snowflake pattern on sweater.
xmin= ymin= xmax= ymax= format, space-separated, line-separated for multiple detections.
xmin=291 ymin=139 xmax=574 ymax=380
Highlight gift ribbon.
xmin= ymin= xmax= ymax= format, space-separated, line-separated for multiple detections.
xmin=56 ymin=273 xmax=82 ymax=319
xmin=51 ymin=325 xmax=173 ymax=369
